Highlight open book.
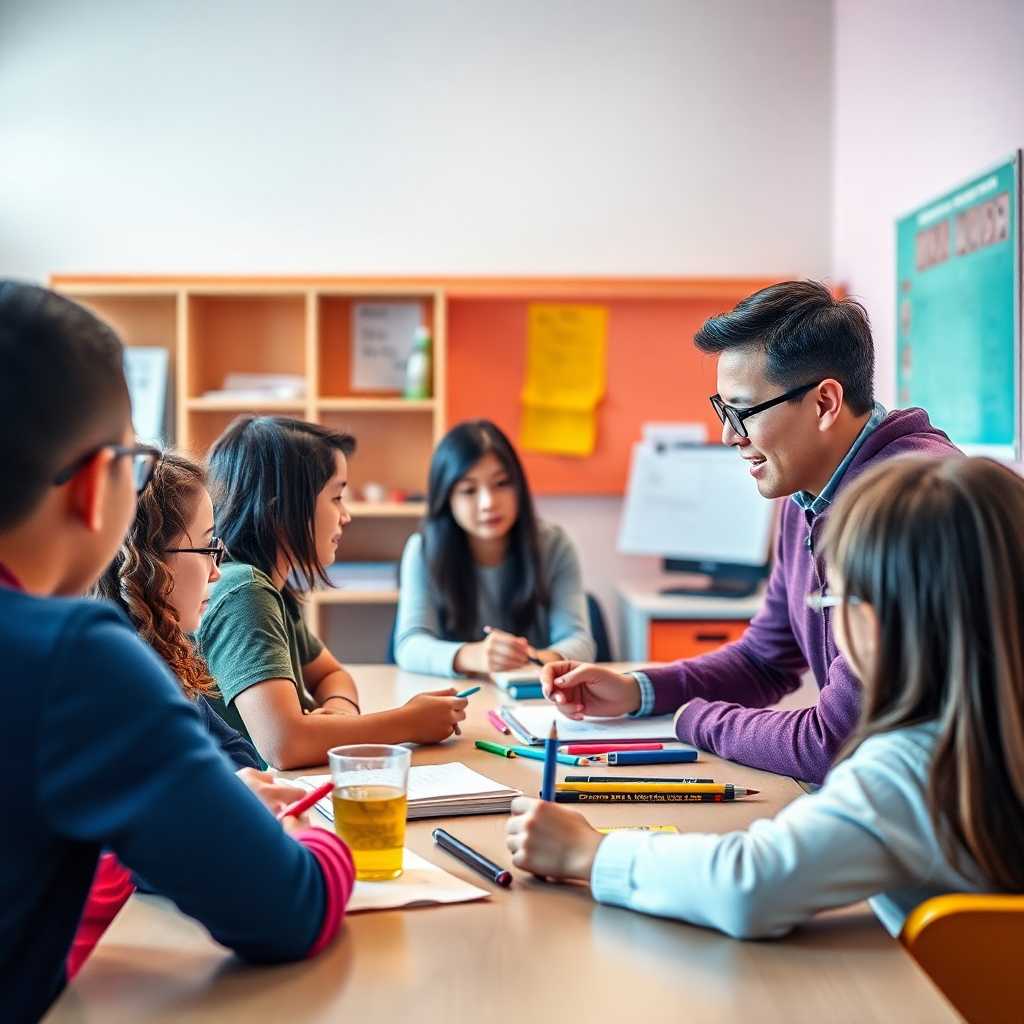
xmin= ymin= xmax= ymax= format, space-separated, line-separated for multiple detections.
xmin=295 ymin=762 xmax=520 ymax=821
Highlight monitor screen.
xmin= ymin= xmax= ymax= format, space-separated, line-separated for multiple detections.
xmin=617 ymin=442 xmax=777 ymax=570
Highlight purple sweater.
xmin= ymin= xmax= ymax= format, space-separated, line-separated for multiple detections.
xmin=648 ymin=408 xmax=958 ymax=784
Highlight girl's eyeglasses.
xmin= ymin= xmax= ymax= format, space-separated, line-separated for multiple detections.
xmin=165 ymin=537 xmax=226 ymax=568
xmin=806 ymin=591 xmax=863 ymax=613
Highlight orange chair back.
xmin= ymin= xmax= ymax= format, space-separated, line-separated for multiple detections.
xmin=901 ymin=894 xmax=1024 ymax=1023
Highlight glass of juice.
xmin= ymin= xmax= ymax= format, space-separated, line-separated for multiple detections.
xmin=328 ymin=744 xmax=410 ymax=881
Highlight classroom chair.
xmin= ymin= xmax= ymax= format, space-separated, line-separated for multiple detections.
xmin=900 ymin=893 xmax=1024 ymax=1023
xmin=386 ymin=592 xmax=614 ymax=664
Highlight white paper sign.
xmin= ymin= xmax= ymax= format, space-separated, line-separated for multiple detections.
xmin=124 ymin=347 xmax=169 ymax=445
xmin=351 ymin=302 xmax=422 ymax=391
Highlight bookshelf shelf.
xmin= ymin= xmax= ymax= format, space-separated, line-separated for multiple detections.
xmin=318 ymin=398 xmax=435 ymax=413
xmin=310 ymin=589 xmax=400 ymax=605
xmin=348 ymin=502 xmax=426 ymax=518
xmin=186 ymin=397 xmax=308 ymax=412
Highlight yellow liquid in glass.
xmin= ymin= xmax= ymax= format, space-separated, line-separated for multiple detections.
xmin=332 ymin=785 xmax=407 ymax=880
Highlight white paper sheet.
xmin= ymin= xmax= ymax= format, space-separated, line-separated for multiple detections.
xmin=351 ymin=302 xmax=422 ymax=391
xmin=501 ymin=706 xmax=680 ymax=745
xmin=347 ymin=848 xmax=490 ymax=912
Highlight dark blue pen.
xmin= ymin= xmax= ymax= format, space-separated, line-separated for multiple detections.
xmin=588 ymin=749 xmax=700 ymax=766
xmin=541 ymin=721 xmax=559 ymax=800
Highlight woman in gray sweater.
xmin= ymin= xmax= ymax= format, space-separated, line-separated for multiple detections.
xmin=396 ymin=420 xmax=596 ymax=678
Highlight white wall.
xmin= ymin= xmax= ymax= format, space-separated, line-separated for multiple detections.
xmin=1 ymin=0 xmax=832 ymax=281
xmin=1 ymin=0 xmax=834 ymax=656
xmin=833 ymin=0 xmax=1024 ymax=407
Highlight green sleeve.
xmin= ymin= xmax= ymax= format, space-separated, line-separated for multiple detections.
xmin=200 ymin=583 xmax=297 ymax=705
xmin=295 ymin=611 xmax=324 ymax=667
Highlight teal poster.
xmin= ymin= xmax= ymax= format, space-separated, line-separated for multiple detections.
xmin=896 ymin=154 xmax=1021 ymax=457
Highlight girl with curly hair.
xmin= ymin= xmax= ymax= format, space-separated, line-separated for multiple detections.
xmin=96 ymin=451 xmax=305 ymax=810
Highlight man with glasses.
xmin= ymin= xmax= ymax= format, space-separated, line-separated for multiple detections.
xmin=544 ymin=280 xmax=959 ymax=784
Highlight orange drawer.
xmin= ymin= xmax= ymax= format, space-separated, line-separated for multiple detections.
xmin=649 ymin=619 xmax=749 ymax=661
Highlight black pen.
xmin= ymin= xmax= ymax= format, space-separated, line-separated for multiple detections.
xmin=432 ymin=828 xmax=513 ymax=887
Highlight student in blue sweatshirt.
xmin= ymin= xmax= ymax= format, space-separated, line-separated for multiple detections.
xmin=0 ymin=282 xmax=355 ymax=1023
xmin=507 ymin=455 xmax=1024 ymax=938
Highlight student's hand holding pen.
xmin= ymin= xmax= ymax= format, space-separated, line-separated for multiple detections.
xmin=454 ymin=626 xmax=534 ymax=674
xmin=542 ymin=661 xmax=642 ymax=720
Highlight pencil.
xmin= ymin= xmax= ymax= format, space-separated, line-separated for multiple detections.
xmin=455 ymin=686 xmax=481 ymax=698
xmin=475 ymin=739 xmax=518 ymax=758
xmin=276 ymin=780 xmax=332 ymax=821
xmin=541 ymin=721 xmax=558 ymax=801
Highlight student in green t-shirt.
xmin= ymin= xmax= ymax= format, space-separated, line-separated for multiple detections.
xmin=198 ymin=416 xmax=467 ymax=769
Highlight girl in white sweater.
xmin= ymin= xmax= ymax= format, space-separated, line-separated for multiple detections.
xmin=506 ymin=455 xmax=1024 ymax=938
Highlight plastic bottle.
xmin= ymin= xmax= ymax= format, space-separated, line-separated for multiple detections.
xmin=404 ymin=325 xmax=433 ymax=399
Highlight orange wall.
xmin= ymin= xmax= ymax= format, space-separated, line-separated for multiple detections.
xmin=446 ymin=296 xmax=736 ymax=494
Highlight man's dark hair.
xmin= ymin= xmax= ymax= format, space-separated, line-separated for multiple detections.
xmin=694 ymin=280 xmax=875 ymax=415
xmin=0 ymin=281 xmax=130 ymax=530
xmin=207 ymin=416 xmax=356 ymax=607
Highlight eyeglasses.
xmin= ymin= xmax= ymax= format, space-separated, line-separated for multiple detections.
xmin=53 ymin=444 xmax=162 ymax=495
xmin=165 ymin=537 xmax=226 ymax=568
xmin=806 ymin=591 xmax=862 ymax=613
xmin=709 ymin=381 xmax=821 ymax=439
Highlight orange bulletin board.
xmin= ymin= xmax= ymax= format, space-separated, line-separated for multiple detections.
xmin=446 ymin=281 xmax=779 ymax=495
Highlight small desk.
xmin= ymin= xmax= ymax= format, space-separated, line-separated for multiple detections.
xmin=45 ymin=666 xmax=958 ymax=1023
xmin=618 ymin=578 xmax=765 ymax=661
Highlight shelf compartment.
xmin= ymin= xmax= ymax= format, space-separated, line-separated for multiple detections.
xmin=318 ymin=293 xmax=435 ymax=400
xmin=187 ymin=294 xmax=306 ymax=400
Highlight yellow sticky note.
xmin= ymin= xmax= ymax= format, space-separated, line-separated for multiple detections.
xmin=520 ymin=304 xmax=607 ymax=457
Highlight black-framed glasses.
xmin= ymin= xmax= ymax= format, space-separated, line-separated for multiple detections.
xmin=53 ymin=444 xmax=162 ymax=494
xmin=709 ymin=381 xmax=820 ymax=439
xmin=165 ymin=537 xmax=226 ymax=568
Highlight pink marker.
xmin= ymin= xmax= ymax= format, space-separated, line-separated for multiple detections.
xmin=487 ymin=710 xmax=512 ymax=735
xmin=561 ymin=742 xmax=664 ymax=755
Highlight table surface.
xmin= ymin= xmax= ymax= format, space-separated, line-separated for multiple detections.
xmin=45 ymin=666 xmax=960 ymax=1023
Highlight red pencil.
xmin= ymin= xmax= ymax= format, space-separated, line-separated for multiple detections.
xmin=487 ymin=709 xmax=512 ymax=735
xmin=562 ymin=742 xmax=664 ymax=755
xmin=276 ymin=780 xmax=333 ymax=821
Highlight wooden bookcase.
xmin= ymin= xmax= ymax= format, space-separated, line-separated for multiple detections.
xmin=52 ymin=273 xmax=779 ymax=662
xmin=51 ymin=280 xmax=446 ymax=655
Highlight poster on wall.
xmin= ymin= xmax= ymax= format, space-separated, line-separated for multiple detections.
xmin=895 ymin=152 xmax=1021 ymax=458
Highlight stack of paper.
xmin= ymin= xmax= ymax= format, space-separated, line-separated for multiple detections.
xmin=295 ymin=762 xmax=520 ymax=821
xmin=500 ymin=705 xmax=678 ymax=746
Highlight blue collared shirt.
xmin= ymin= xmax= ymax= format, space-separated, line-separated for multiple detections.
xmin=791 ymin=402 xmax=886 ymax=517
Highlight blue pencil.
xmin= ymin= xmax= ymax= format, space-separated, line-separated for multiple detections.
xmin=591 ymin=749 xmax=699 ymax=766
xmin=541 ymin=722 xmax=559 ymax=800
xmin=455 ymin=686 xmax=481 ymax=698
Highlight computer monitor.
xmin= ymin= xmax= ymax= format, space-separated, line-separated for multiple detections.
xmin=617 ymin=442 xmax=777 ymax=598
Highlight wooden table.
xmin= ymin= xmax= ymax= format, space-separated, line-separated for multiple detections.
xmin=45 ymin=666 xmax=960 ymax=1023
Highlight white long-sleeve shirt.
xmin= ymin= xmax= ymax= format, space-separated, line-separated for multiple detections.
xmin=591 ymin=722 xmax=993 ymax=938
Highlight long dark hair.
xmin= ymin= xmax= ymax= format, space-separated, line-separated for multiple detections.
xmin=423 ymin=420 xmax=547 ymax=638
xmin=823 ymin=455 xmax=1024 ymax=891
xmin=95 ymin=451 xmax=215 ymax=700
xmin=207 ymin=416 xmax=355 ymax=607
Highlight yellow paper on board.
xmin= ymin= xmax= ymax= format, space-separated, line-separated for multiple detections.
xmin=520 ymin=304 xmax=607 ymax=457
xmin=520 ymin=403 xmax=597 ymax=457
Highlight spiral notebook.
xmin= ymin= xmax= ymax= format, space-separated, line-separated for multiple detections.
xmin=295 ymin=762 xmax=520 ymax=821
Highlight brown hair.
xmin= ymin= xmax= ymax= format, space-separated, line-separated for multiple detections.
xmin=822 ymin=455 xmax=1024 ymax=891
xmin=95 ymin=451 xmax=215 ymax=699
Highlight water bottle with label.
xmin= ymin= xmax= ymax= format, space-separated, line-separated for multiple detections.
xmin=404 ymin=326 xmax=433 ymax=399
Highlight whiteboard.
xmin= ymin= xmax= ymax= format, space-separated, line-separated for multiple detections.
xmin=617 ymin=443 xmax=776 ymax=566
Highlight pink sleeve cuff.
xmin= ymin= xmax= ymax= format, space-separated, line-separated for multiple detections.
xmin=294 ymin=828 xmax=355 ymax=957
xmin=67 ymin=853 xmax=136 ymax=979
